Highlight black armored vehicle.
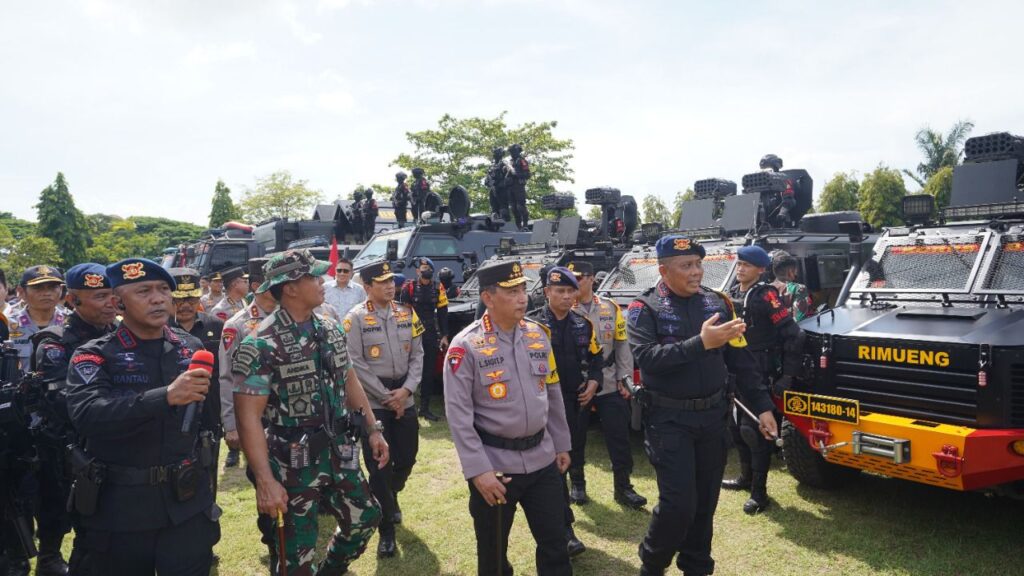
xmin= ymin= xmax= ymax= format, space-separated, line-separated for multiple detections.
xmin=781 ymin=132 xmax=1024 ymax=497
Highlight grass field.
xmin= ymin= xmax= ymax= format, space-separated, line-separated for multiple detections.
xmin=123 ymin=417 xmax=1022 ymax=575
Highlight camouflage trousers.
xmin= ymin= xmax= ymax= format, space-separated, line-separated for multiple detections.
xmin=269 ymin=442 xmax=382 ymax=576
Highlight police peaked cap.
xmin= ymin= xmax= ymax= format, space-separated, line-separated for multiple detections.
xmin=361 ymin=261 xmax=395 ymax=284
xmin=546 ymin=266 xmax=579 ymax=289
xmin=220 ymin=266 xmax=249 ymax=285
xmin=167 ymin=267 xmax=203 ymax=298
xmin=107 ymin=258 xmax=176 ymax=290
xmin=737 ymin=246 xmax=771 ymax=269
xmin=65 ymin=263 xmax=109 ymax=290
xmin=475 ymin=261 xmax=528 ymax=289
xmin=655 ymin=235 xmax=706 ymax=260
xmin=20 ymin=265 xmax=64 ymax=287
xmin=566 ymin=261 xmax=594 ymax=277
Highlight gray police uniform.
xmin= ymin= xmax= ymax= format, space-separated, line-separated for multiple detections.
xmin=444 ymin=310 xmax=573 ymax=576
xmin=344 ymin=298 xmax=424 ymax=548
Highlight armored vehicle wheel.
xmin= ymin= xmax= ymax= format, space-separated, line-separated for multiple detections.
xmin=782 ymin=419 xmax=861 ymax=489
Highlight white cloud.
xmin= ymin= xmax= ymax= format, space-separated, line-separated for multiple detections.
xmin=281 ymin=2 xmax=323 ymax=44
xmin=184 ymin=41 xmax=257 ymax=66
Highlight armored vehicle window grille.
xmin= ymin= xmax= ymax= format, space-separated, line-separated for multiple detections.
xmin=852 ymin=233 xmax=985 ymax=292
xmin=980 ymin=234 xmax=1024 ymax=292
xmin=602 ymin=255 xmax=660 ymax=292
xmin=701 ymin=251 xmax=736 ymax=291
xmin=1012 ymin=364 xmax=1024 ymax=427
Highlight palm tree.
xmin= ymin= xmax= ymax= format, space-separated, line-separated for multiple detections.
xmin=903 ymin=120 xmax=974 ymax=187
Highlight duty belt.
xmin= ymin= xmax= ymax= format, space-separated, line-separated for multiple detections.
xmin=105 ymin=462 xmax=178 ymax=486
xmin=268 ymin=418 xmax=350 ymax=448
xmin=379 ymin=375 xmax=408 ymax=390
xmin=647 ymin=389 xmax=725 ymax=411
xmin=475 ymin=427 xmax=545 ymax=451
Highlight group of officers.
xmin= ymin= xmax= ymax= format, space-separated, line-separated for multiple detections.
xmin=0 ymin=226 xmax=808 ymax=576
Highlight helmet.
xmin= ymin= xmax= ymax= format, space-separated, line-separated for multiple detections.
xmin=364 ymin=189 xmax=373 ymax=198
xmin=759 ymin=154 xmax=783 ymax=172
xmin=438 ymin=267 xmax=454 ymax=285
xmin=412 ymin=167 xmax=425 ymax=178
xmin=509 ymin=143 xmax=523 ymax=156
xmin=396 ymin=171 xmax=407 ymax=182
xmin=492 ymin=147 xmax=505 ymax=158
xmin=353 ymin=190 xmax=364 ymax=200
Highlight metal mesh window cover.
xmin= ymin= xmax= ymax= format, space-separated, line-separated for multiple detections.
xmin=852 ymin=233 xmax=986 ymax=292
xmin=603 ymin=256 xmax=660 ymax=292
xmin=702 ymin=250 xmax=737 ymax=291
xmin=979 ymin=234 xmax=1024 ymax=293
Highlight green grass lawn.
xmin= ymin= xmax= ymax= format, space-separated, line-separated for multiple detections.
xmin=197 ymin=419 xmax=1018 ymax=575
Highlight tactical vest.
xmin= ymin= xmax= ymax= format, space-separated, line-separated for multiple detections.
xmin=729 ymin=283 xmax=777 ymax=352
xmin=531 ymin=307 xmax=593 ymax=389
xmin=405 ymin=279 xmax=441 ymax=332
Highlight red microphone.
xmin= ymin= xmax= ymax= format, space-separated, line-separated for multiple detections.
xmin=182 ymin=350 xmax=215 ymax=434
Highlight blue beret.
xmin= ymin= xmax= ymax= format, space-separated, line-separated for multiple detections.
xmin=393 ymin=273 xmax=407 ymax=288
xmin=737 ymin=246 xmax=771 ymax=269
xmin=106 ymin=258 xmax=177 ymax=290
xmin=546 ymin=266 xmax=579 ymax=289
xmin=655 ymin=235 xmax=706 ymax=259
xmin=66 ymin=263 xmax=110 ymax=290
xmin=418 ymin=257 xmax=435 ymax=270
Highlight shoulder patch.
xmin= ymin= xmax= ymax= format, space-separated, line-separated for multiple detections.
xmin=627 ymin=300 xmax=645 ymax=325
xmin=222 ymin=327 xmax=238 ymax=349
xmin=447 ymin=346 xmax=466 ymax=373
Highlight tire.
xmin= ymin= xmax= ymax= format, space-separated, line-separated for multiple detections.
xmin=781 ymin=419 xmax=861 ymax=488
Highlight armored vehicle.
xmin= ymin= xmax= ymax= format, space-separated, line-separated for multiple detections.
xmin=782 ymin=131 xmax=1024 ymax=496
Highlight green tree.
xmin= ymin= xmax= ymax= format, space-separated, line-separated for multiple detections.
xmin=208 ymin=179 xmax=239 ymax=228
xmin=35 ymin=172 xmax=90 ymax=266
xmin=922 ymin=165 xmax=954 ymax=210
xmin=858 ymin=165 xmax=908 ymax=229
xmin=0 ymin=236 xmax=61 ymax=280
xmin=239 ymin=171 xmax=324 ymax=223
xmin=818 ymin=172 xmax=861 ymax=212
xmin=641 ymin=194 xmax=672 ymax=227
xmin=585 ymin=205 xmax=602 ymax=220
xmin=0 ymin=212 xmax=36 ymax=241
xmin=86 ymin=219 xmax=163 ymax=264
xmin=85 ymin=213 xmax=124 ymax=237
xmin=903 ymin=120 xmax=974 ymax=187
xmin=130 ymin=216 xmax=205 ymax=248
xmin=391 ymin=112 xmax=575 ymax=219
xmin=670 ymin=188 xmax=696 ymax=228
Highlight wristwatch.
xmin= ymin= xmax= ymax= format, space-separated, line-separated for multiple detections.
xmin=368 ymin=420 xmax=385 ymax=436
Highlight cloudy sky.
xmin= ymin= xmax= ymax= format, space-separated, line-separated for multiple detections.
xmin=2 ymin=0 xmax=1022 ymax=226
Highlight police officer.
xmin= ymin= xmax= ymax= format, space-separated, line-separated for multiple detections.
xmin=485 ymin=146 xmax=511 ymax=221
xmin=443 ymin=260 xmax=573 ymax=576
xmin=363 ymin=189 xmax=379 ymax=240
xmin=410 ymin=167 xmax=430 ymax=223
xmin=27 ymin=263 xmax=118 ymax=576
xmin=7 ymin=265 xmax=67 ymax=373
xmin=721 ymin=246 xmax=803 ymax=514
xmin=770 ymin=251 xmax=813 ymax=321
xmin=567 ymin=261 xmax=647 ymax=509
xmin=209 ymin=267 xmax=248 ymax=321
xmin=350 ymin=189 xmax=366 ymax=243
xmin=167 ymin=268 xmax=225 ymax=497
xmin=65 ymin=258 xmax=220 ymax=575
xmin=627 ymin=235 xmax=777 ymax=576
xmin=438 ymin=267 xmax=458 ymax=300
xmin=528 ymin=266 xmax=602 ymax=557
xmin=232 ymin=249 xmax=388 ymax=576
xmin=398 ymin=257 xmax=449 ymax=421
xmin=343 ymin=261 xmax=424 ymax=558
xmin=200 ymin=271 xmax=225 ymax=311
xmin=508 ymin=143 xmax=531 ymax=230
xmin=244 ymin=257 xmax=269 ymax=305
xmin=393 ymin=171 xmax=411 ymax=227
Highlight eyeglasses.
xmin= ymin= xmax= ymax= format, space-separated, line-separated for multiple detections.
xmin=336 ymin=269 xmax=352 ymax=274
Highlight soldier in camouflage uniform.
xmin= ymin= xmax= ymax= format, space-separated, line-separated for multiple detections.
xmin=232 ymin=249 xmax=389 ymax=576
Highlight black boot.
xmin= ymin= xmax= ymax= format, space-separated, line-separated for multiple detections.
xmin=743 ymin=471 xmax=769 ymax=515
xmin=613 ymin=471 xmax=647 ymax=509
xmin=568 ymin=473 xmax=589 ymax=505
xmin=419 ymin=397 xmax=440 ymax=422
xmin=225 ymin=449 xmax=240 ymax=468
xmin=5 ymin=559 xmax=28 ymax=576
xmin=721 ymin=458 xmax=752 ymax=491
xmin=36 ymin=535 xmax=69 ymax=576
xmin=377 ymin=528 xmax=397 ymax=558
xmin=566 ymin=527 xmax=586 ymax=557
xmin=392 ymin=490 xmax=403 ymax=524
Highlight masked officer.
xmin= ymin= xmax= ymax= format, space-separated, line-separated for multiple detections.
xmin=527 ymin=266 xmax=602 ymax=557
xmin=566 ymin=261 xmax=647 ymax=509
xmin=25 ymin=264 xmax=118 ymax=576
xmin=232 ymin=249 xmax=388 ymax=576
xmin=65 ymin=258 xmax=220 ymax=575
xmin=410 ymin=167 xmax=430 ymax=223
xmin=209 ymin=267 xmax=248 ymax=321
xmin=721 ymin=246 xmax=804 ymax=514
xmin=443 ymin=260 xmax=573 ymax=576
xmin=627 ymin=235 xmax=778 ymax=576
xmin=508 ymin=143 xmax=531 ymax=230
xmin=362 ymin=189 xmax=380 ymax=241
xmin=398 ymin=257 xmax=449 ymax=421
xmin=350 ymin=190 xmax=366 ymax=243
xmin=485 ymin=146 xmax=511 ymax=221
xmin=343 ymin=261 xmax=424 ymax=558
xmin=8 ymin=265 xmax=67 ymax=373
xmin=393 ymin=171 xmax=411 ymax=227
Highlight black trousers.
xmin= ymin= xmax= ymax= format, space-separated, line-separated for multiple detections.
xmin=420 ymin=332 xmax=440 ymax=406
xmin=639 ymin=408 xmax=728 ymax=575
xmin=509 ymin=184 xmax=528 ymax=228
xmin=728 ymin=405 xmax=773 ymax=476
xmin=468 ymin=462 xmax=571 ymax=576
xmin=560 ymin=387 xmax=584 ymax=528
xmin=395 ymin=203 xmax=408 ymax=226
xmin=71 ymin=509 xmax=220 ymax=576
xmin=361 ymin=406 xmax=419 ymax=536
xmin=571 ymin=392 xmax=634 ymax=482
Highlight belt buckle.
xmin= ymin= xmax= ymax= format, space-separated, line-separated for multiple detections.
xmin=149 ymin=466 xmax=168 ymax=485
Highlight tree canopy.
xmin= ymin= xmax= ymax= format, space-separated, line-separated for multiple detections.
xmin=858 ymin=165 xmax=907 ymax=229
xmin=209 ymin=179 xmax=239 ymax=228
xmin=239 ymin=171 xmax=324 ymax=223
xmin=670 ymin=188 xmax=695 ymax=229
xmin=0 ymin=235 xmax=61 ymax=281
xmin=818 ymin=172 xmax=861 ymax=213
xmin=641 ymin=194 xmax=672 ymax=227
xmin=35 ymin=172 xmax=90 ymax=267
xmin=0 ymin=212 xmax=36 ymax=241
xmin=922 ymin=165 xmax=954 ymax=210
xmin=903 ymin=120 xmax=974 ymax=187
xmin=391 ymin=112 xmax=575 ymax=218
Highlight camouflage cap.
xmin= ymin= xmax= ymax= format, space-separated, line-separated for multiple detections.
xmin=257 ymin=249 xmax=330 ymax=294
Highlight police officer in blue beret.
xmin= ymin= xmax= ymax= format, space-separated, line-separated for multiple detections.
xmin=627 ymin=236 xmax=778 ymax=576
xmin=65 ymin=258 xmax=220 ymax=575
xmin=721 ymin=246 xmax=804 ymax=514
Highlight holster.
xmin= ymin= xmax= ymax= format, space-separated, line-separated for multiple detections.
xmin=67 ymin=444 xmax=104 ymax=517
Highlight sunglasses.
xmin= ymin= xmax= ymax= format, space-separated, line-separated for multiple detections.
xmin=336 ymin=268 xmax=352 ymax=274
